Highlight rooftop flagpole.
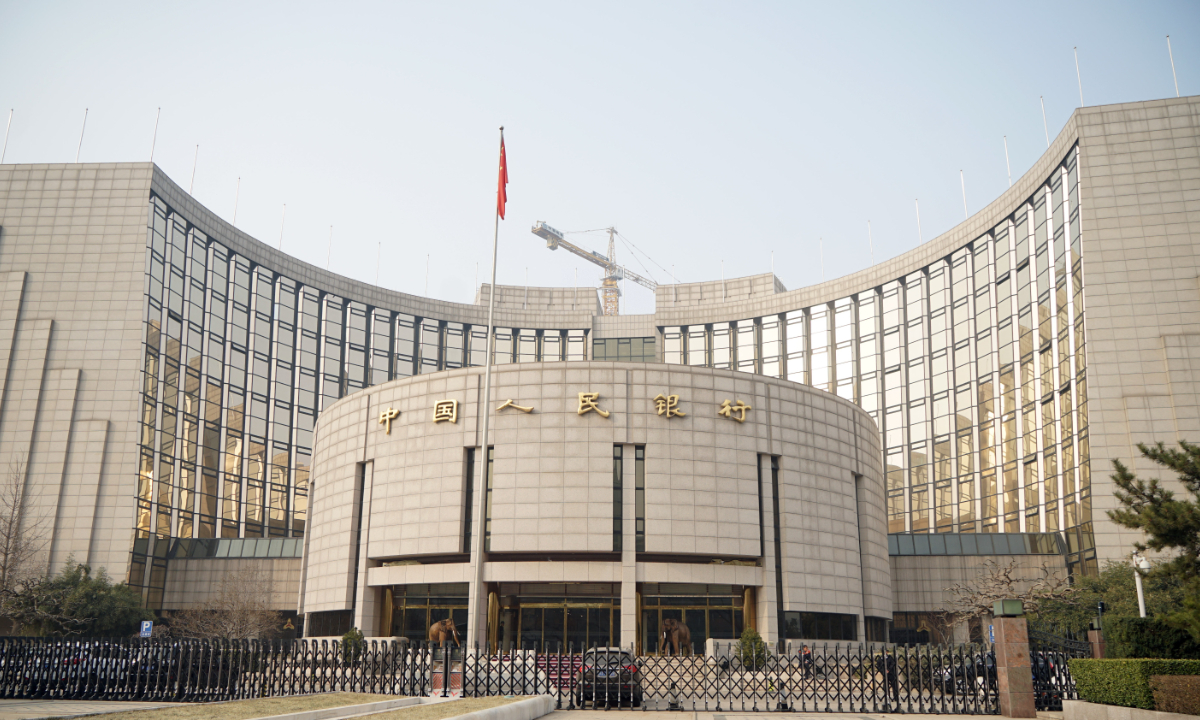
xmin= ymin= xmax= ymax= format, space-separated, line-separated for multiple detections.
xmin=1 ymin=110 xmax=12 ymax=164
xmin=149 ymin=108 xmax=160 ymax=163
xmin=1166 ymin=35 xmax=1176 ymax=97
xmin=469 ymin=125 xmax=506 ymax=647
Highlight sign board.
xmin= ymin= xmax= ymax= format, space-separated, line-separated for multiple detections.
xmin=988 ymin=624 xmax=994 ymax=643
xmin=140 ymin=620 xmax=153 ymax=638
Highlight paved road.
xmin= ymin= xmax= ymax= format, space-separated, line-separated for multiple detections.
xmin=0 ymin=699 xmax=177 ymax=720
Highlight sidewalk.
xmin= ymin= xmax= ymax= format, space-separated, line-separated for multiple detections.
xmin=0 ymin=699 xmax=177 ymax=720
xmin=545 ymin=712 xmax=1066 ymax=720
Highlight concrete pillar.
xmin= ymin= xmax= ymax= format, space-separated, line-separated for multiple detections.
xmin=620 ymin=444 xmax=637 ymax=650
xmin=1087 ymin=630 xmax=1105 ymax=659
xmin=353 ymin=462 xmax=381 ymax=635
xmin=757 ymin=454 xmax=780 ymax=643
xmin=466 ymin=444 xmax=489 ymax=646
xmin=993 ymin=615 xmax=1036 ymax=718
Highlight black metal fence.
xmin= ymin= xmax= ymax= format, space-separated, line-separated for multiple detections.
xmin=1028 ymin=624 xmax=1091 ymax=711
xmin=0 ymin=637 xmax=1006 ymax=713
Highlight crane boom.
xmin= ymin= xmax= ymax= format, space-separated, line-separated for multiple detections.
xmin=532 ymin=221 xmax=657 ymax=315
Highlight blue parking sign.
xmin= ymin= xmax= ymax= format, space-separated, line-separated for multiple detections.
xmin=140 ymin=620 xmax=153 ymax=638
xmin=988 ymin=624 xmax=994 ymax=643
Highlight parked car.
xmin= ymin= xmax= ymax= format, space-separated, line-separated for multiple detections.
xmin=574 ymin=648 xmax=642 ymax=708
xmin=937 ymin=650 xmax=996 ymax=696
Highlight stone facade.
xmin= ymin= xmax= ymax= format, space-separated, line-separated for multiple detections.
xmin=302 ymin=361 xmax=889 ymax=644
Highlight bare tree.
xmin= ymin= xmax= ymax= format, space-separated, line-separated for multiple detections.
xmin=168 ymin=564 xmax=284 ymax=639
xmin=923 ymin=610 xmax=960 ymax=645
xmin=0 ymin=454 xmax=49 ymax=630
xmin=942 ymin=557 xmax=1075 ymax=628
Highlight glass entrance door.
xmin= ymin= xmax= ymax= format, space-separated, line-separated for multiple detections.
xmin=516 ymin=604 xmax=617 ymax=651
xmin=640 ymin=584 xmax=745 ymax=654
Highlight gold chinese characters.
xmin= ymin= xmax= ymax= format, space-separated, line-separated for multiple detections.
xmin=577 ymin=392 xmax=610 ymax=418
xmin=653 ymin=394 xmax=685 ymax=418
xmin=420 ymin=392 xmax=750 ymax=425
xmin=378 ymin=407 xmax=400 ymax=434
xmin=497 ymin=399 xmax=534 ymax=413
xmin=432 ymin=399 xmax=458 ymax=424
xmin=376 ymin=410 xmax=400 ymax=432
xmin=718 ymin=399 xmax=751 ymax=423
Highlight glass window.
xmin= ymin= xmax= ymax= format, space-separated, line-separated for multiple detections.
xmin=785 ymin=311 xmax=806 ymax=384
xmin=663 ymin=327 xmax=683 ymax=365
xmin=418 ymin=319 xmax=440 ymax=373
xmin=493 ymin=329 xmax=514 ymax=365
xmin=394 ymin=314 xmax=416 ymax=378
xmin=736 ymin=322 xmax=756 ymax=373
xmin=761 ymin=319 xmax=781 ymax=378
xmin=516 ymin=329 xmax=538 ymax=363
xmin=712 ymin=323 xmax=732 ymax=369
xmin=541 ymin=331 xmax=562 ymax=362
xmin=687 ymin=327 xmax=707 ymax=367
xmin=444 ymin=323 xmax=465 ymax=368
xmin=566 ymin=330 xmax=587 ymax=361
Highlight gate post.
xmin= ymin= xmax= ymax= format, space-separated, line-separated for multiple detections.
xmin=992 ymin=600 xmax=1036 ymax=718
xmin=1087 ymin=630 xmax=1105 ymax=659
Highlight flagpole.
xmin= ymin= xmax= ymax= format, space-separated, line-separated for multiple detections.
xmin=469 ymin=126 xmax=504 ymax=647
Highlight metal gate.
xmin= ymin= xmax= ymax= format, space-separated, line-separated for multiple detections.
xmin=0 ymin=636 xmax=1000 ymax=713
xmin=619 ymin=642 xmax=997 ymax=713
xmin=1027 ymin=624 xmax=1090 ymax=711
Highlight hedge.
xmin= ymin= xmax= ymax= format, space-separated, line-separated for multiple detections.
xmin=1149 ymin=675 xmax=1200 ymax=715
xmin=1106 ymin=617 xmax=1200 ymax=659
xmin=1069 ymin=658 xmax=1200 ymax=709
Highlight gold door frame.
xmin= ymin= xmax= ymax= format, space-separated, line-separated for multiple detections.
xmin=514 ymin=601 xmax=619 ymax=650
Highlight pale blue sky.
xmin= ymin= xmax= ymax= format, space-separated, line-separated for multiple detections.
xmin=2 ymin=1 xmax=1196 ymax=313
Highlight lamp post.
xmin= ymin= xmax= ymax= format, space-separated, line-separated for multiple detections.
xmin=1133 ymin=553 xmax=1151 ymax=618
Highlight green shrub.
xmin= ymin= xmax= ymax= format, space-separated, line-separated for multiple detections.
xmin=1069 ymin=658 xmax=1200 ymax=709
xmin=737 ymin=628 xmax=768 ymax=670
xmin=1149 ymin=675 xmax=1200 ymax=715
xmin=341 ymin=627 xmax=365 ymax=664
xmin=1107 ymin=617 xmax=1200 ymax=659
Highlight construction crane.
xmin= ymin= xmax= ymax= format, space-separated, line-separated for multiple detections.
xmin=531 ymin=221 xmax=657 ymax=316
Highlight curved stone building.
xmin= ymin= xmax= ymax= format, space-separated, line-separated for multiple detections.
xmin=303 ymin=362 xmax=889 ymax=647
xmin=0 ymin=94 xmax=1198 ymax=644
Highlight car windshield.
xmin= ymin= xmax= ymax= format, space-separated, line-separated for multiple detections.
xmin=585 ymin=651 xmax=633 ymax=667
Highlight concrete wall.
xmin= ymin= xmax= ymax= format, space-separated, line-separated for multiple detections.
xmin=1073 ymin=99 xmax=1200 ymax=564
xmin=0 ymin=164 xmax=153 ymax=581
xmin=889 ymin=553 xmax=1068 ymax=614
xmin=162 ymin=558 xmax=302 ymax=610
xmin=475 ymin=284 xmax=601 ymax=315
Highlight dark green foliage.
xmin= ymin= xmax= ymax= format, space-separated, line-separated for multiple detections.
xmin=342 ymin=626 xmax=364 ymax=663
xmin=737 ymin=627 xmax=768 ymax=670
xmin=1069 ymin=658 xmax=1200 ymax=709
xmin=1108 ymin=442 xmax=1200 ymax=641
xmin=1106 ymin=617 xmax=1200 ymax=659
xmin=7 ymin=560 xmax=152 ymax=637
xmin=1149 ymin=675 xmax=1200 ymax=715
xmin=1034 ymin=559 xmax=1189 ymax=634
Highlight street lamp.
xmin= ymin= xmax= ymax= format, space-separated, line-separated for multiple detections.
xmin=1133 ymin=553 xmax=1152 ymax=618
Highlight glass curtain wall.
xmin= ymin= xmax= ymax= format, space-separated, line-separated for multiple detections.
xmin=132 ymin=195 xmax=591 ymax=604
xmin=659 ymin=146 xmax=1094 ymax=575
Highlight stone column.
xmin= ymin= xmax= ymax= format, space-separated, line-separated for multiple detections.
xmin=992 ymin=599 xmax=1036 ymax=719
xmin=757 ymin=454 xmax=780 ymax=643
xmin=620 ymin=444 xmax=638 ymax=650
xmin=353 ymin=462 xmax=382 ymax=635
xmin=1087 ymin=630 xmax=1106 ymax=659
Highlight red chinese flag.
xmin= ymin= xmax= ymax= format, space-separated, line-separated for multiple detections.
xmin=497 ymin=138 xmax=508 ymax=219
